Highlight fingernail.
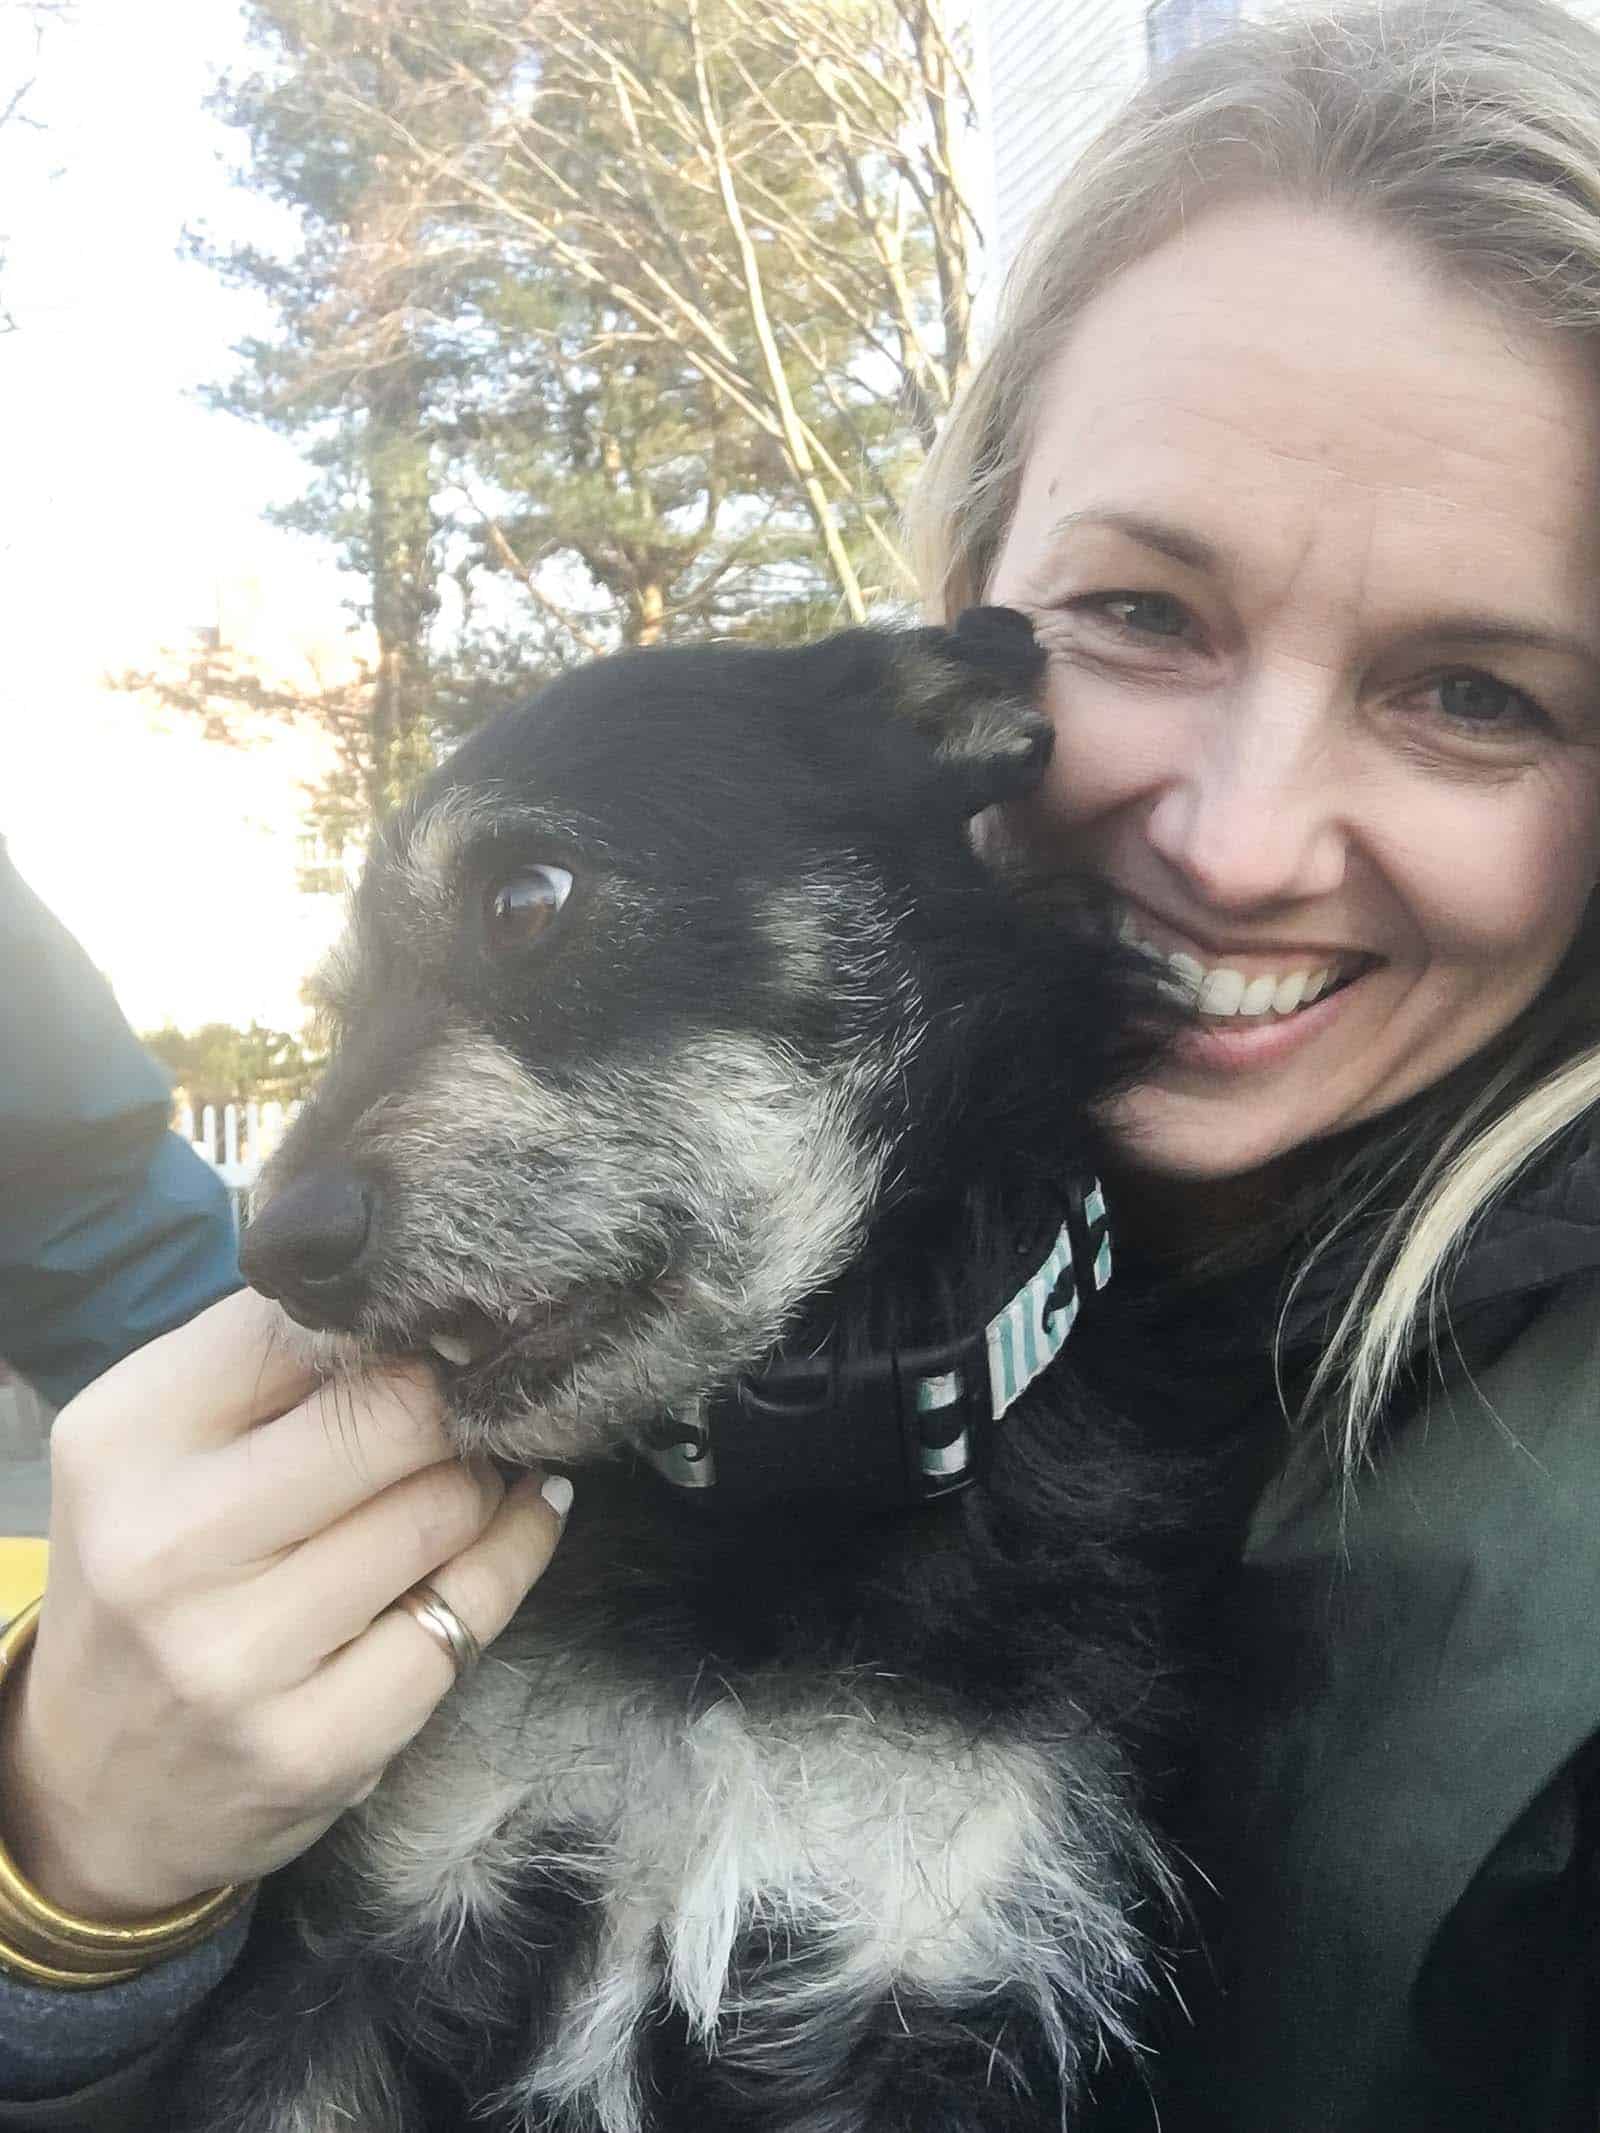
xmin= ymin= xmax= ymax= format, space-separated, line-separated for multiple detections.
xmin=540 ymin=1473 xmax=574 ymax=1520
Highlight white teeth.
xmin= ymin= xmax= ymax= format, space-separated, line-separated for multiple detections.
xmin=1197 ymin=967 xmax=1245 ymax=1016
xmin=1239 ymin=974 xmax=1278 ymax=1017
xmin=428 ymin=1332 xmax=476 ymax=1366
xmin=1119 ymin=911 xmax=1358 ymax=1018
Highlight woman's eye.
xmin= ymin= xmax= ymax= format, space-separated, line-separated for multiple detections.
xmin=1078 ymin=592 xmax=1193 ymax=642
xmin=1430 ymin=671 xmax=1546 ymax=733
xmin=484 ymin=866 xmax=575 ymax=950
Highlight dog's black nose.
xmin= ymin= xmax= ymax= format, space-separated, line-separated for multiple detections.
xmin=240 ymin=1169 xmax=375 ymax=1326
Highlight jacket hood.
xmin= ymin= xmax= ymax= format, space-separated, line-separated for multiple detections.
xmin=1279 ymin=1119 xmax=1600 ymax=1357
xmin=1096 ymin=1114 xmax=1600 ymax=1397
xmin=1447 ymin=1125 xmax=1600 ymax=1312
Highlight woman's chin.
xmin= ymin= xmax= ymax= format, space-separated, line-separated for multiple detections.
xmin=1104 ymin=1092 xmax=1312 ymax=1187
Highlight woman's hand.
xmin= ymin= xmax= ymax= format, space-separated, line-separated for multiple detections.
xmin=0 ymin=1288 xmax=568 ymax=1919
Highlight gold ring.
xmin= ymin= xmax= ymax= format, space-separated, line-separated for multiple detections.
xmin=392 ymin=1581 xmax=482 ymax=1678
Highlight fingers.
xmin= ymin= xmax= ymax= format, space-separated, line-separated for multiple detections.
xmin=57 ymin=1289 xmax=322 ymax=1456
xmin=259 ymin=1454 xmax=511 ymax=1670
xmin=214 ymin=1359 xmax=453 ymax=1560
xmin=290 ymin=1471 xmax=571 ymax=1770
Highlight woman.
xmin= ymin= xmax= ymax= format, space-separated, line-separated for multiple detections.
xmin=912 ymin=0 xmax=1600 ymax=2118
xmin=6 ymin=0 xmax=1600 ymax=2123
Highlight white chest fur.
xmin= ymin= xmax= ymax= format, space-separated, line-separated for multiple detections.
xmin=346 ymin=1642 xmax=1152 ymax=2132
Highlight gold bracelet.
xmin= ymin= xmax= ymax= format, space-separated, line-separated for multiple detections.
xmin=0 ymin=1597 xmax=255 ymax=1989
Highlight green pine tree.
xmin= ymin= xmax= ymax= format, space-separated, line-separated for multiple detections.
xmin=137 ymin=0 xmax=979 ymax=836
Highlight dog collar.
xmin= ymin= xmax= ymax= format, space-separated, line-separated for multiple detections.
xmin=641 ymin=1178 xmax=1111 ymax=1511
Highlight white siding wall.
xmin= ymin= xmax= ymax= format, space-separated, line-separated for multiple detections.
xmin=984 ymin=0 xmax=1600 ymax=279
xmin=986 ymin=0 xmax=1147 ymax=276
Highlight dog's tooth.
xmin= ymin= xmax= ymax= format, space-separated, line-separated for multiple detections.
xmin=429 ymin=1332 xmax=476 ymax=1367
xmin=1301 ymin=964 xmax=1334 ymax=1003
xmin=1164 ymin=950 xmax=1204 ymax=1003
xmin=1272 ymin=971 xmax=1307 ymax=1015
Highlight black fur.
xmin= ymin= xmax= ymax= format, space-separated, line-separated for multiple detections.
xmin=177 ymin=612 xmax=1230 ymax=2132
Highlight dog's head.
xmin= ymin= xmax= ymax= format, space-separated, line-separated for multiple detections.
xmin=241 ymin=609 xmax=1129 ymax=1464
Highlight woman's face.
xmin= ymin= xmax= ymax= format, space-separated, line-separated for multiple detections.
xmin=988 ymin=200 xmax=1600 ymax=1186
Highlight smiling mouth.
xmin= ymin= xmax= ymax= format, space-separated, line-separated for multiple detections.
xmin=1117 ymin=910 xmax=1381 ymax=1019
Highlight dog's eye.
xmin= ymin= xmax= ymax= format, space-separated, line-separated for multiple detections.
xmin=484 ymin=867 xmax=574 ymax=950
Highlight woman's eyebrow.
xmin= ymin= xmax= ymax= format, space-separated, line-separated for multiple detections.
xmin=1418 ymin=619 xmax=1600 ymax=674
xmin=1044 ymin=508 xmax=1222 ymax=574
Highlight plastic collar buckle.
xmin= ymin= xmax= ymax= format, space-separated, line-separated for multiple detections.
xmin=641 ymin=1180 xmax=1110 ymax=1513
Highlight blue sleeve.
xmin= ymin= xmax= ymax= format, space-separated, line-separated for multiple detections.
xmin=0 ymin=842 xmax=240 ymax=1406
xmin=0 ymin=1903 xmax=253 ymax=2106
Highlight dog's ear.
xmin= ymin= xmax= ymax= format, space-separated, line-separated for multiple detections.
xmin=893 ymin=606 xmax=1053 ymax=817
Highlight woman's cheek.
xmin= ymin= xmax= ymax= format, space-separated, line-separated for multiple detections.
xmin=1405 ymin=770 xmax=1599 ymax=958
xmin=1027 ymin=668 xmax=1180 ymax=840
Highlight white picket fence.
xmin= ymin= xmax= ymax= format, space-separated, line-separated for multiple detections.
xmin=177 ymin=1100 xmax=303 ymax=1229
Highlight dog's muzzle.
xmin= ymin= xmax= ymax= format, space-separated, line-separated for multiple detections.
xmin=239 ymin=1166 xmax=377 ymax=1330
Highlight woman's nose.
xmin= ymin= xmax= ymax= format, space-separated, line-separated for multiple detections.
xmin=1141 ymin=686 xmax=1349 ymax=910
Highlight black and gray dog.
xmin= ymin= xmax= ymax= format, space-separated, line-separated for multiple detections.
xmin=179 ymin=610 xmax=1219 ymax=2133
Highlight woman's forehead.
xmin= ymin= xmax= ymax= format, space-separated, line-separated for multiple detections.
xmin=1004 ymin=201 xmax=1600 ymax=619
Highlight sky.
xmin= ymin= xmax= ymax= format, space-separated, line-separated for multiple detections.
xmin=0 ymin=0 xmax=355 ymax=1032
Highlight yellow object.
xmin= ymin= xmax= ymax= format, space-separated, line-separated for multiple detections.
xmin=0 ymin=1597 xmax=255 ymax=1987
xmin=0 ymin=1541 xmax=46 ymax=1626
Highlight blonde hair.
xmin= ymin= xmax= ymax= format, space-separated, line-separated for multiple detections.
xmin=909 ymin=0 xmax=1600 ymax=1464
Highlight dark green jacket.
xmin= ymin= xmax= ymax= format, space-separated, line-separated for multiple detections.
xmin=1157 ymin=1236 xmax=1600 ymax=2125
